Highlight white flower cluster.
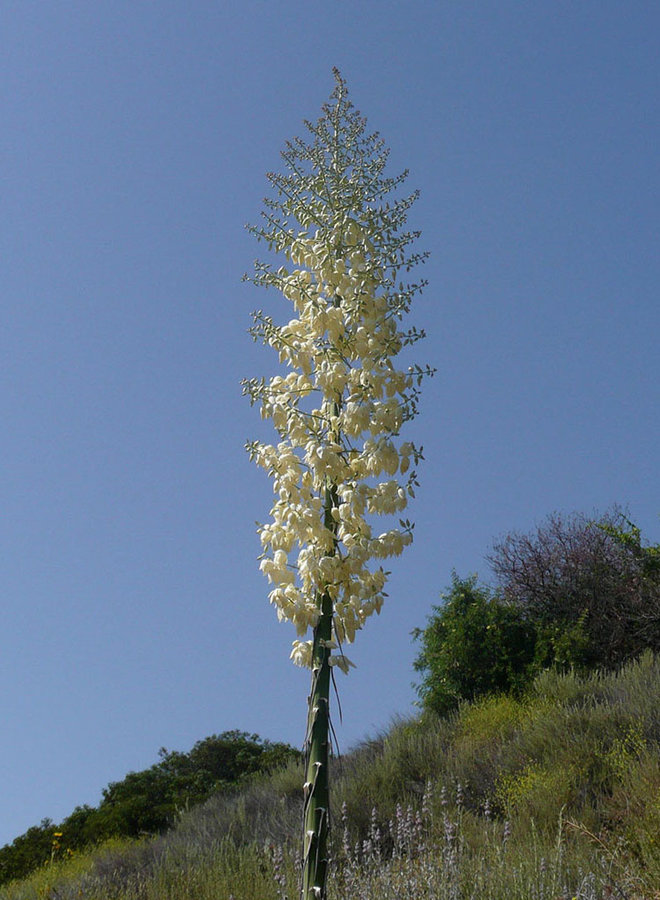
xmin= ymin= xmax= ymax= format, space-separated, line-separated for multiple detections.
xmin=245 ymin=215 xmax=425 ymax=667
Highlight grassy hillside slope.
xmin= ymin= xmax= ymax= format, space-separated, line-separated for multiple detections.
xmin=3 ymin=654 xmax=660 ymax=899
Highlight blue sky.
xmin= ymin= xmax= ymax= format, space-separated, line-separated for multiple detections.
xmin=1 ymin=1 xmax=658 ymax=848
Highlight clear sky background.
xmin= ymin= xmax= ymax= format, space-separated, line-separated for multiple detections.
xmin=2 ymin=0 xmax=658 ymax=848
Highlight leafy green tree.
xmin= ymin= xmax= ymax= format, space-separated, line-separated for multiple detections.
xmin=531 ymin=610 xmax=592 ymax=673
xmin=0 ymin=820 xmax=54 ymax=885
xmin=183 ymin=731 xmax=296 ymax=782
xmin=95 ymin=731 xmax=300 ymax=838
xmin=59 ymin=805 xmax=96 ymax=848
xmin=95 ymin=769 xmax=178 ymax=837
xmin=156 ymin=731 xmax=300 ymax=801
xmin=413 ymin=575 xmax=537 ymax=716
xmin=243 ymin=70 xmax=431 ymax=899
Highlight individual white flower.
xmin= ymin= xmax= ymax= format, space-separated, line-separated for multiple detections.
xmin=290 ymin=640 xmax=313 ymax=668
xmin=328 ymin=654 xmax=356 ymax=674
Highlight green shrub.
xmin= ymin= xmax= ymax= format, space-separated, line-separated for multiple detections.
xmin=413 ymin=575 xmax=537 ymax=716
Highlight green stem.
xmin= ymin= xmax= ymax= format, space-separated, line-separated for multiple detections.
xmin=301 ymin=483 xmax=337 ymax=900
xmin=302 ymin=287 xmax=342 ymax=899
xmin=301 ymin=600 xmax=332 ymax=899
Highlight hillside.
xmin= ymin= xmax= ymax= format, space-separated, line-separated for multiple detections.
xmin=2 ymin=653 xmax=659 ymax=899
xmin=0 ymin=732 xmax=300 ymax=888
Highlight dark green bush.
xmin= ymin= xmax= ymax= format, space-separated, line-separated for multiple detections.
xmin=0 ymin=821 xmax=54 ymax=886
xmin=413 ymin=574 xmax=537 ymax=716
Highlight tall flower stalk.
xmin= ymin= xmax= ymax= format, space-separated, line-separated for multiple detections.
xmin=243 ymin=70 xmax=431 ymax=900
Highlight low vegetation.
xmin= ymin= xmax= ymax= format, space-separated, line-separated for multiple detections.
xmin=3 ymin=510 xmax=658 ymax=898
xmin=2 ymin=654 xmax=660 ymax=899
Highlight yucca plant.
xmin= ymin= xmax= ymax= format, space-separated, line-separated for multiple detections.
xmin=243 ymin=69 xmax=431 ymax=900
